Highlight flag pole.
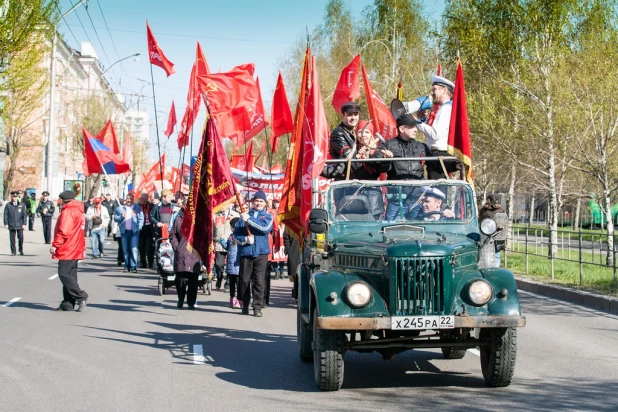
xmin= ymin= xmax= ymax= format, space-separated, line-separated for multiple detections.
xmin=264 ymin=128 xmax=275 ymax=200
xmin=149 ymin=62 xmax=164 ymax=181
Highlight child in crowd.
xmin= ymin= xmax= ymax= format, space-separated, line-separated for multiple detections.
xmin=220 ymin=217 xmax=241 ymax=308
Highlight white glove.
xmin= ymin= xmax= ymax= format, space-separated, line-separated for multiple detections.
xmin=246 ymin=236 xmax=254 ymax=245
xmin=241 ymin=212 xmax=250 ymax=222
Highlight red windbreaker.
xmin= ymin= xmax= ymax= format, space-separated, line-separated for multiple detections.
xmin=52 ymin=200 xmax=86 ymax=260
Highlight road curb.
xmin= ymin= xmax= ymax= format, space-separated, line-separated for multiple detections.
xmin=515 ymin=277 xmax=618 ymax=314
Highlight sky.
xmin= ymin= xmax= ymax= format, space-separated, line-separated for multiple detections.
xmin=58 ymin=0 xmax=445 ymax=168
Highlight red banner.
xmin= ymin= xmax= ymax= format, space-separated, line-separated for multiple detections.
xmin=135 ymin=154 xmax=165 ymax=195
xmin=279 ymin=48 xmax=311 ymax=242
xmin=181 ymin=116 xmax=238 ymax=267
xmin=146 ymin=21 xmax=175 ymax=77
xmin=164 ymin=101 xmax=177 ymax=137
xmin=96 ymin=120 xmax=120 ymax=155
xmin=447 ymin=59 xmax=473 ymax=186
xmin=198 ymin=63 xmax=266 ymax=145
xmin=82 ymin=127 xmax=130 ymax=176
xmin=177 ymin=63 xmax=202 ymax=149
xmin=332 ymin=54 xmax=361 ymax=114
xmin=362 ymin=65 xmax=397 ymax=139
xmin=271 ymin=71 xmax=293 ymax=152
xmin=301 ymin=55 xmax=329 ymax=229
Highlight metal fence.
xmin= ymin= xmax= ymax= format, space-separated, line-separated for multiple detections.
xmin=504 ymin=226 xmax=617 ymax=290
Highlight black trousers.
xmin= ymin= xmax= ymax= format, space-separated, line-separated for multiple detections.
xmin=138 ymin=225 xmax=154 ymax=267
xmin=28 ymin=214 xmax=35 ymax=231
xmin=214 ymin=251 xmax=226 ymax=287
xmin=239 ymin=254 xmax=268 ymax=310
xmin=116 ymin=237 xmax=124 ymax=264
xmin=9 ymin=229 xmax=23 ymax=254
xmin=58 ymin=260 xmax=87 ymax=305
xmin=228 ymin=275 xmax=238 ymax=298
xmin=176 ymin=272 xmax=199 ymax=307
xmin=42 ymin=217 xmax=52 ymax=243
xmin=428 ymin=150 xmax=460 ymax=179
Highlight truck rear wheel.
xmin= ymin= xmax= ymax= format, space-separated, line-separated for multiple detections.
xmin=312 ymin=307 xmax=344 ymax=391
xmin=297 ymin=307 xmax=313 ymax=362
xmin=480 ymin=327 xmax=517 ymax=387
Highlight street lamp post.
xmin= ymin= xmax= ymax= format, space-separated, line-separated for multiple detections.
xmin=46 ymin=0 xmax=88 ymax=194
xmin=101 ymin=53 xmax=140 ymax=76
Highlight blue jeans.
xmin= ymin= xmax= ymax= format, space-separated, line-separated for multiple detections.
xmin=90 ymin=228 xmax=106 ymax=257
xmin=385 ymin=201 xmax=404 ymax=220
xmin=121 ymin=231 xmax=139 ymax=270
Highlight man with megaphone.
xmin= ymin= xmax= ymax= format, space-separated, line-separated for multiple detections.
xmin=415 ymin=75 xmax=457 ymax=179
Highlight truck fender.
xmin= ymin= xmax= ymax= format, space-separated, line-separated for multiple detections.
xmin=480 ymin=268 xmax=523 ymax=316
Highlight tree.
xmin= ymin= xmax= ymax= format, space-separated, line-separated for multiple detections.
xmin=2 ymin=37 xmax=49 ymax=197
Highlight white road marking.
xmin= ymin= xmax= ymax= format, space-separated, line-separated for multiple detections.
xmin=193 ymin=344 xmax=205 ymax=365
xmin=105 ymin=242 xmax=110 ymax=245
xmin=48 ymin=274 xmax=58 ymax=280
xmin=3 ymin=297 xmax=21 ymax=307
xmin=468 ymin=349 xmax=480 ymax=356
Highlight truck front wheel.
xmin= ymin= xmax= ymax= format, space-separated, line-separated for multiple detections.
xmin=312 ymin=308 xmax=344 ymax=391
xmin=480 ymin=327 xmax=517 ymax=387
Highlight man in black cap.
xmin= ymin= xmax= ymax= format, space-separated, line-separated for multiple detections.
xmin=51 ymin=190 xmax=88 ymax=311
xmin=37 ymin=191 xmax=55 ymax=244
xmin=377 ymin=114 xmax=433 ymax=220
xmin=4 ymin=191 xmax=27 ymax=255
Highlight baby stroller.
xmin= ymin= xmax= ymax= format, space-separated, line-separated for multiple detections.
xmin=156 ymin=238 xmax=176 ymax=295
xmin=155 ymin=238 xmax=212 ymax=296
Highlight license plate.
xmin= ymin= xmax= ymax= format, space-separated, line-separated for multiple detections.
xmin=391 ymin=316 xmax=455 ymax=330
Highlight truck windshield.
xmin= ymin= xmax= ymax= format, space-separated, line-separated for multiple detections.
xmin=329 ymin=182 xmax=474 ymax=223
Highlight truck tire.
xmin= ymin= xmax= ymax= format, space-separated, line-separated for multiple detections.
xmin=480 ymin=327 xmax=517 ymax=387
xmin=312 ymin=307 xmax=344 ymax=391
xmin=297 ymin=307 xmax=313 ymax=362
xmin=441 ymin=347 xmax=467 ymax=359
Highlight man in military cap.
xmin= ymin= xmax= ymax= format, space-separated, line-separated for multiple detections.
xmin=4 ymin=191 xmax=27 ymax=255
xmin=405 ymin=187 xmax=455 ymax=221
xmin=415 ymin=75 xmax=458 ymax=179
xmin=376 ymin=114 xmax=433 ymax=220
xmin=51 ymin=190 xmax=88 ymax=312
xmin=37 ymin=191 xmax=55 ymax=244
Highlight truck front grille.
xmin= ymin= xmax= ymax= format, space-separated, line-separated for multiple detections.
xmin=391 ymin=257 xmax=445 ymax=316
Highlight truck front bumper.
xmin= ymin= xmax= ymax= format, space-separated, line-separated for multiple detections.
xmin=316 ymin=315 xmax=526 ymax=330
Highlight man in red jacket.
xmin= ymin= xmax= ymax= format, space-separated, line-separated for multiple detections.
xmin=51 ymin=191 xmax=89 ymax=312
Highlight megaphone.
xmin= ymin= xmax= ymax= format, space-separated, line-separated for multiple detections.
xmin=403 ymin=95 xmax=433 ymax=115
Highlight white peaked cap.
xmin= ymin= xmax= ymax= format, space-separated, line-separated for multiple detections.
xmin=432 ymin=75 xmax=455 ymax=92
xmin=422 ymin=186 xmax=446 ymax=201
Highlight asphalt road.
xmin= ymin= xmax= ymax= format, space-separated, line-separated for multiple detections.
xmin=1 ymin=224 xmax=618 ymax=411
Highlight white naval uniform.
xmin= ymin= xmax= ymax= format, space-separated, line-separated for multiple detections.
xmin=416 ymin=100 xmax=452 ymax=151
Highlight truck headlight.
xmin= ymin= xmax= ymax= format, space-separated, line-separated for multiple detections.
xmin=469 ymin=280 xmax=493 ymax=305
xmin=480 ymin=218 xmax=497 ymax=235
xmin=346 ymin=282 xmax=372 ymax=308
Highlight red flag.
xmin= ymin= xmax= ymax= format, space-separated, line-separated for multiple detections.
xmin=362 ymin=65 xmax=397 ymax=139
xmin=279 ymin=48 xmax=311 ymax=242
xmin=181 ymin=116 xmax=238 ymax=268
xmin=146 ymin=21 xmax=175 ymax=77
xmin=196 ymin=42 xmax=210 ymax=77
xmin=332 ymin=54 xmax=361 ymax=114
xmin=123 ymin=131 xmax=133 ymax=170
xmin=300 ymin=56 xmax=330 ymax=229
xmin=198 ymin=63 xmax=266 ymax=145
xmin=82 ymin=127 xmax=130 ymax=176
xmin=428 ymin=63 xmax=442 ymax=126
xmin=96 ymin=120 xmax=120 ymax=155
xmin=271 ymin=72 xmax=293 ymax=152
xmin=164 ymin=101 xmax=177 ymax=137
xmin=447 ymin=59 xmax=473 ymax=186
xmin=135 ymin=154 xmax=165 ymax=194
xmin=177 ymin=64 xmax=202 ymax=149
xmin=245 ymin=140 xmax=254 ymax=171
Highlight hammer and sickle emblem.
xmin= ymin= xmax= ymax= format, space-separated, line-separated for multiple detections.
xmin=205 ymin=81 xmax=218 ymax=93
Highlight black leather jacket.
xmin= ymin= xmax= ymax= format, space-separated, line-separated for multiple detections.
xmin=377 ymin=136 xmax=432 ymax=180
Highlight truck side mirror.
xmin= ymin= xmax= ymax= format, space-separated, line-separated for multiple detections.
xmin=309 ymin=208 xmax=328 ymax=234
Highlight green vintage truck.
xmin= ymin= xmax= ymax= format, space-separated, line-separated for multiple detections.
xmin=296 ymin=178 xmax=526 ymax=391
